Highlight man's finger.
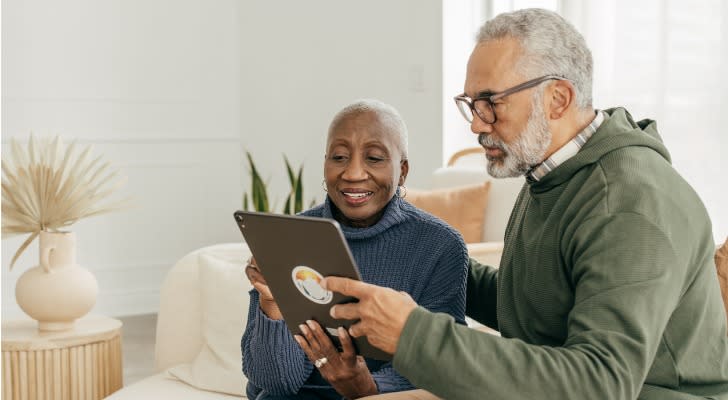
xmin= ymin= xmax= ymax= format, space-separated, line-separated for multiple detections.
xmin=321 ymin=276 xmax=371 ymax=298
xmin=330 ymin=302 xmax=361 ymax=320
xmin=347 ymin=321 xmax=365 ymax=338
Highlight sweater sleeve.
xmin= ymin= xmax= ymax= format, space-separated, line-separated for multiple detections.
xmin=371 ymin=228 xmax=469 ymax=393
xmin=370 ymin=363 xmax=415 ymax=393
xmin=241 ymin=289 xmax=314 ymax=395
xmin=465 ymin=258 xmax=499 ymax=329
xmin=392 ymin=213 xmax=687 ymax=400
xmin=418 ymin=235 xmax=468 ymax=323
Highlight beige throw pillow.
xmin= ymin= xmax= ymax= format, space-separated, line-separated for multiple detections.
xmin=167 ymin=252 xmax=250 ymax=396
xmin=407 ymin=181 xmax=491 ymax=243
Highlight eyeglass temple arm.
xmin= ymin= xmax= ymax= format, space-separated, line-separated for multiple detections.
xmin=491 ymin=75 xmax=566 ymax=100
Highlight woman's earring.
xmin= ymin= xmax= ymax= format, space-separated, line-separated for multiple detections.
xmin=321 ymin=180 xmax=328 ymax=192
xmin=397 ymin=186 xmax=407 ymax=198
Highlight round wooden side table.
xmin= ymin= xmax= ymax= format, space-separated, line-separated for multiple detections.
xmin=2 ymin=315 xmax=123 ymax=400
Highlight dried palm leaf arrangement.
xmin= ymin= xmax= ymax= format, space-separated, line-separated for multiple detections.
xmin=2 ymin=134 xmax=129 ymax=269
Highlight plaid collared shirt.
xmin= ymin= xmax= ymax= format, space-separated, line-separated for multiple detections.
xmin=527 ymin=110 xmax=605 ymax=182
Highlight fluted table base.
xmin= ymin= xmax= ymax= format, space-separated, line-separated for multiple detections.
xmin=2 ymin=316 xmax=123 ymax=400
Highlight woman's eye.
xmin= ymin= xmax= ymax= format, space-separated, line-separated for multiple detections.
xmin=367 ymin=156 xmax=385 ymax=163
xmin=331 ymin=155 xmax=348 ymax=162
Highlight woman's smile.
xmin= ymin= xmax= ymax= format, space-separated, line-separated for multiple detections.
xmin=341 ymin=189 xmax=374 ymax=205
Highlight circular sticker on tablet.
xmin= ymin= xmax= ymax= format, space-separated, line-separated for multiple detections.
xmin=291 ymin=266 xmax=333 ymax=304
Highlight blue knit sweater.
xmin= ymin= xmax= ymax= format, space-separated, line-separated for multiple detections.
xmin=242 ymin=196 xmax=468 ymax=398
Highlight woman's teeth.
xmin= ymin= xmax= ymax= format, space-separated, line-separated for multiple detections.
xmin=344 ymin=192 xmax=372 ymax=199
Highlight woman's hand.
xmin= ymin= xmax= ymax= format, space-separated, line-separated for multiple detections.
xmin=294 ymin=320 xmax=378 ymax=399
xmin=245 ymin=257 xmax=283 ymax=320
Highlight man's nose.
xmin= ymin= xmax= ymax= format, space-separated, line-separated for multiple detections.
xmin=470 ymin=115 xmax=493 ymax=135
xmin=342 ymin=159 xmax=368 ymax=181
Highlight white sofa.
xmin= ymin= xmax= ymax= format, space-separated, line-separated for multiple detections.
xmin=428 ymin=164 xmax=523 ymax=267
xmin=107 ymin=163 xmax=522 ymax=399
xmin=106 ymin=243 xmax=251 ymax=399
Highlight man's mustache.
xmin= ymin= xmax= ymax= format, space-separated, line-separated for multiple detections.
xmin=478 ymin=133 xmax=506 ymax=152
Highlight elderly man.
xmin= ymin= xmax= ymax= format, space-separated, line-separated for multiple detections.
xmin=323 ymin=8 xmax=728 ymax=400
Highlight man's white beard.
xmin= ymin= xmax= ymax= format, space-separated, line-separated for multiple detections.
xmin=479 ymin=90 xmax=552 ymax=178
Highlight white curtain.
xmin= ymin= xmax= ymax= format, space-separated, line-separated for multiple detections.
xmin=443 ymin=0 xmax=728 ymax=241
xmin=563 ymin=0 xmax=728 ymax=242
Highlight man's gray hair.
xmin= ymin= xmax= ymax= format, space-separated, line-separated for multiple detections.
xmin=477 ymin=8 xmax=593 ymax=109
xmin=329 ymin=99 xmax=409 ymax=159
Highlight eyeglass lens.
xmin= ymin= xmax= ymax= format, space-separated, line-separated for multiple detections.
xmin=456 ymin=98 xmax=495 ymax=124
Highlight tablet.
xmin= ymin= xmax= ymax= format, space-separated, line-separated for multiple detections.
xmin=233 ymin=210 xmax=392 ymax=361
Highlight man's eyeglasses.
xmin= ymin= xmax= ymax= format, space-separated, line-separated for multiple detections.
xmin=454 ymin=75 xmax=566 ymax=124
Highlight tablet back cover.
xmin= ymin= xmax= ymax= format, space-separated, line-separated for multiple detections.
xmin=234 ymin=210 xmax=392 ymax=361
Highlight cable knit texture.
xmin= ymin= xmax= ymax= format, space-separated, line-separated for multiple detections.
xmin=242 ymin=196 xmax=468 ymax=398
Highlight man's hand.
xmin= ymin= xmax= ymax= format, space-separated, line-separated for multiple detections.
xmin=321 ymin=277 xmax=418 ymax=355
xmin=245 ymin=257 xmax=283 ymax=320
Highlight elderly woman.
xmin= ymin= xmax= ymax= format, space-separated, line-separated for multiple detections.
xmin=242 ymin=99 xmax=467 ymax=400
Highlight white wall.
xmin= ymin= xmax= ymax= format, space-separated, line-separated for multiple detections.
xmin=2 ymin=0 xmax=243 ymax=317
xmin=239 ymin=1 xmax=443 ymax=207
xmin=1 ymin=0 xmax=444 ymax=317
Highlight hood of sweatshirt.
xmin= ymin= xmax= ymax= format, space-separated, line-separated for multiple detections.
xmin=530 ymin=107 xmax=671 ymax=192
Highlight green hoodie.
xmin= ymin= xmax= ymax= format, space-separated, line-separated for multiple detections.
xmin=393 ymin=108 xmax=728 ymax=399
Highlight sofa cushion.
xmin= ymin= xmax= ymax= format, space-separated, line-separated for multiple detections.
xmin=105 ymin=372 xmax=241 ymax=399
xmin=407 ymin=182 xmax=490 ymax=243
xmin=430 ymin=167 xmax=523 ymax=243
xmin=466 ymin=242 xmax=504 ymax=268
xmin=167 ymin=247 xmax=252 ymax=396
xmin=716 ymin=238 xmax=728 ymax=327
xmin=154 ymin=250 xmax=205 ymax=371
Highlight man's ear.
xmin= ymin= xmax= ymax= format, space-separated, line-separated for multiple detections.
xmin=398 ymin=159 xmax=409 ymax=186
xmin=548 ymin=80 xmax=574 ymax=120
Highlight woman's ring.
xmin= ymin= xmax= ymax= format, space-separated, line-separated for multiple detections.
xmin=314 ymin=357 xmax=328 ymax=368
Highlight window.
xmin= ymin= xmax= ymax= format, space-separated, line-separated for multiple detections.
xmin=443 ymin=1 xmax=727 ymax=241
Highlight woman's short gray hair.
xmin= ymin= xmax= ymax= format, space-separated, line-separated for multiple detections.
xmin=477 ymin=8 xmax=593 ymax=109
xmin=329 ymin=99 xmax=409 ymax=159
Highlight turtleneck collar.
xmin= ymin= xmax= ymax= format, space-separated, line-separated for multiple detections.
xmin=321 ymin=195 xmax=408 ymax=240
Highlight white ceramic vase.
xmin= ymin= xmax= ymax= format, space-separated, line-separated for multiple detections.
xmin=15 ymin=231 xmax=99 ymax=331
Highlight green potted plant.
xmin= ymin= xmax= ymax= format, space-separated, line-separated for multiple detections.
xmin=242 ymin=152 xmax=311 ymax=214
